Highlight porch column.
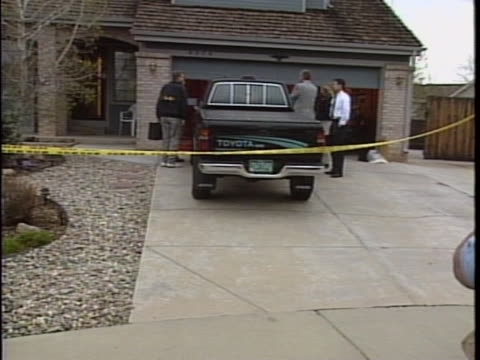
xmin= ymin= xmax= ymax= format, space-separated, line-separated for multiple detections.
xmin=377 ymin=64 xmax=412 ymax=162
xmin=37 ymin=25 xmax=67 ymax=136
xmin=135 ymin=51 xmax=171 ymax=149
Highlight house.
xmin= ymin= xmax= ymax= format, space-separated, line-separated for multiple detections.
xmin=3 ymin=0 xmax=423 ymax=161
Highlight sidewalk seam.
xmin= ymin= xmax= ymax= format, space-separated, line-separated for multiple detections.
xmin=316 ymin=311 xmax=371 ymax=360
xmin=148 ymin=246 xmax=269 ymax=314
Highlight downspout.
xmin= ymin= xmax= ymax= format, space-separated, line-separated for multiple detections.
xmin=403 ymin=52 xmax=417 ymax=153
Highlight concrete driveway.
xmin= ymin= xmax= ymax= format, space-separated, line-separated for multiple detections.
xmin=131 ymin=153 xmax=474 ymax=322
xmin=5 ymin=152 xmax=474 ymax=360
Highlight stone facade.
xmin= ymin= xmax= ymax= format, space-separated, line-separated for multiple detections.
xmin=135 ymin=52 xmax=172 ymax=149
xmin=377 ymin=64 xmax=412 ymax=162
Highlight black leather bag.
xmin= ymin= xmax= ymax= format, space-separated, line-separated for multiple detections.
xmin=148 ymin=122 xmax=162 ymax=140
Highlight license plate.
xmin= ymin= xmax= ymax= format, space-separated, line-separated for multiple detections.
xmin=248 ymin=160 xmax=274 ymax=173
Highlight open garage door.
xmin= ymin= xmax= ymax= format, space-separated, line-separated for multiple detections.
xmin=174 ymin=57 xmax=380 ymax=151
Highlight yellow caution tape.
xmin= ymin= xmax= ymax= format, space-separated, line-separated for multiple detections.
xmin=2 ymin=114 xmax=474 ymax=156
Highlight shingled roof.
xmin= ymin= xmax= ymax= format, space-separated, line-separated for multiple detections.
xmin=132 ymin=0 xmax=423 ymax=49
xmin=1 ymin=0 xmax=138 ymax=24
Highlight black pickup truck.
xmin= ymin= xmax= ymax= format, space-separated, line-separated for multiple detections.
xmin=191 ymin=79 xmax=326 ymax=200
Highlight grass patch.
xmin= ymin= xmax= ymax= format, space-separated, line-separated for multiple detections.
xmin=2 ymin=230 xmax=55 ymax=256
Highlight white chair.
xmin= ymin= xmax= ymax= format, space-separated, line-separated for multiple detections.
xmin=119 ymin=104 xmax=136 ymax=136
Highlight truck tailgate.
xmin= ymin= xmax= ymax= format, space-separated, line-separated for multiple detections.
xmin=201 ymin=109 xmax=322 ymax=151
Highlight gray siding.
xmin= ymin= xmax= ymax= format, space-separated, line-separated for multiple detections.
xmin=173 ymin=58 xmax=381 ymax=89
xmin=173 ymin=0 xmax=305 ymax=12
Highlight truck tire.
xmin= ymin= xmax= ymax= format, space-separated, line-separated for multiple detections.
xmin=290 ymin=176 xmax=314 ymax=201
xmin=192 ymin=158 xmax=216 ymax=199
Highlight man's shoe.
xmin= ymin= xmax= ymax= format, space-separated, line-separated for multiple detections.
xmin=160 ymin=161 xmax=168 ymax=167
xmin=175 ymin=157 xmax=185 ymax=163
xmin=330 ymin=174 xmax=343 ymax=178
xmin=325 ymin=170 xmax=335 ymax=175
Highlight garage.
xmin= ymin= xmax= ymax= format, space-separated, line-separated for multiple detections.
xmin=132 ymin=0 xmax=422 ymax=161
xmin=172 ymin=57 xmax=380 ymax=152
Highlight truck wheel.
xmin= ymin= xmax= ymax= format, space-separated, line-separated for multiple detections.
xmin=192 ymin=159 xmax=216 ymax=199
xmin=290 ymin=176 xmax=314 ymax=201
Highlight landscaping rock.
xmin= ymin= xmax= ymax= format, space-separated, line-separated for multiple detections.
xmin=2 ymin=169 xmax=16 ymax=176
xmin=16 ymin=223 xmax=42 ymax=233
xmin=2 ymin=157 xmax=155 ymax=339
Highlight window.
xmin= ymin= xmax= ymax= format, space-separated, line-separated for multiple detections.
xmin=114 ymin=51 xmax=136 ymax=102
xmin=70 ymin=44 xmax=105 ymax=120
xmin=250 ymin=85 xmax=263 ymax=104
xmin=208 ymin=82 xmax=288 ymax=107
xmin=233 ymin=84 xmax=247 ymax=104
xmin=266 ymin=85 xmax=286 ymax=106
xmin=210 ymin=83 xmax=230 ymax=103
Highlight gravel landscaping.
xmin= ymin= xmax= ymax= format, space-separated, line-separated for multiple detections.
xmin=2 ymin=156 xmax=156 ymax=338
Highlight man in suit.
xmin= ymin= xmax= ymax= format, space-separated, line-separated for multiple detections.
xmin=290 ymin=70 xmax=318 ymax=120
xmin=326 ymin=78 xmax=351 ymax=178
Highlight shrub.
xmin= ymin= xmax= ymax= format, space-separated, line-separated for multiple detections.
xmin=2 ymin=230 xmax=55 ymax=255
xmin=2 ymin=177 xmax=38 ymax=226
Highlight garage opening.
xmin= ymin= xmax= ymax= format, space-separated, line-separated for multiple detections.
xmin=176 ymin=58 xmax=379 ymax=153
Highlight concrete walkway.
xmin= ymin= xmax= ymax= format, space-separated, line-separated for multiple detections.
xmin=4 ymin=152 xmax=475 ymax=360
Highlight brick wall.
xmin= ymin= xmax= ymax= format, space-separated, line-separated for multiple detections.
xmin=135 ymin=51 xmax=171 ymax=149
xmin=377 ymin=64 xmax=412 ymax=162
xmin=37 ymin=26 xmax=57 ymax=136
xmin=36 ymin=26 xmax=68 ymax=136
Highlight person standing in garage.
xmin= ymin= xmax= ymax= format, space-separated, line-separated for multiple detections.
xmin=326 ymin=78 xmax=351 ymax=178
xmin=290 ymin=70 xmax=318 ymax=120
xmin=156 ymin=72 xmax=188 ymax=168
xmin=315 ymin=85 xmax=334 ymax=169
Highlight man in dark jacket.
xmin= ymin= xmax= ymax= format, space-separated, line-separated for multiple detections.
xmin=156 ymin=72 xmax=188 ymax=168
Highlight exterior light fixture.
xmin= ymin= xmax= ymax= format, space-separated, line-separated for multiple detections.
xmin=149 ymin=62 xmax=157 ymax=73
xmin=271 ymin=54 xmax=289 ymax=62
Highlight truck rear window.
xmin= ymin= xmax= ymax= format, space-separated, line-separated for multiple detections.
xmin=208 ymin=82 xmax=288 ymax=107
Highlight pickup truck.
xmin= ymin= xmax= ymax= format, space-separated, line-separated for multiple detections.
xmin=191 ymin=79 xmax=326 ymax=201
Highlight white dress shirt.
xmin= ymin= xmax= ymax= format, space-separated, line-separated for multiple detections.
xmin=330 ymin=90 xmax=351 ymax=126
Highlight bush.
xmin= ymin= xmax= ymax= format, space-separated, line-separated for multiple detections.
xmin=2 ymin=177 xmax=38 ymax=226
xmin=2 ymin=230 xmax=55 ymax=255
xmin=2 ymin=231 xmax=52 ymax=255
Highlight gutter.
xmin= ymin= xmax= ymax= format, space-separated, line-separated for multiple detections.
xmin=132 ymin=30 xmax=424 ymax=56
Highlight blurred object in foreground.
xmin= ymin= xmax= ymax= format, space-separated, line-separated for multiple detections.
xmin=462 ymin=330 xmax=475 ymax=360
xmin=453 ymin=232 xmax=475 ymax=290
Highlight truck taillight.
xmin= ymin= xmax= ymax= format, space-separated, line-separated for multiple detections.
xmin=198 ymin=128 xmax=212 ymax=151
xmin=316 ymin=130 xmax=326 ymax=145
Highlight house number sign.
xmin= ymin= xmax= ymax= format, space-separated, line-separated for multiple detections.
xmin=188 ymin=50 xmax=213 ymax=56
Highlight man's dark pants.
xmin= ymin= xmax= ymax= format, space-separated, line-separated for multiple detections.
xmin=330 ymin=122 xmax=349 ymax=176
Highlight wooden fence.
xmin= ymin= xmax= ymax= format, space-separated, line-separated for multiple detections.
xmin=424 ymin=96 xmax=475 ymax=161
